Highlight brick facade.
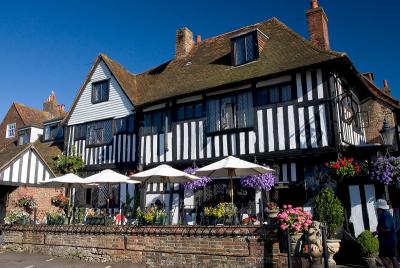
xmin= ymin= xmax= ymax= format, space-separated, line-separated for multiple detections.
xmin=361 ymin=99 xmax=396 ymax=144
xmin=0 ymin=225 xmax=282 ymax=268
xmin=0 ymin=104 xmax=24 ymax=150
xmin=5 ymin=186 xmax=63 ymax=222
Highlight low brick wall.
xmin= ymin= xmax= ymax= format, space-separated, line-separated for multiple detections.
xmin=0 ymin=225 xmax=280 ymax=268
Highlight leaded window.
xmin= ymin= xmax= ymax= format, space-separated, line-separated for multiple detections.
xmin=176 ymin=102 xmax=203 ymax=121
xmin=232 ymin=32 xmax=257 ymax=66
xmin=207 ymin=91 xmax=253 ymax=132
xmin=143 ymin=109 xmax=169 ymax=135
xmin=6 ymin=123 xmax=16 ymax=138
xmin=91 ymin=80 xmax=109 ymax=104
xmin=256 ymin=83 xmax=294 ymax=106
xmin=87 ymin=120 xmax=112 ymax=146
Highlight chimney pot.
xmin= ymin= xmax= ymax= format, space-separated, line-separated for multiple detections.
xmin=196 ymin=35 xmax=201 ymax=44
xmin=311 ymin=0 xmax=319 ymax=9
xmin=383 ymin=79 xmax=389 ymax=88
xmin=383 ymin=80 xmax=391 ymax=95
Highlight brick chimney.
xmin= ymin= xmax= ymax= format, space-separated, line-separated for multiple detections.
xmin=176 ymin=27 xmax=194 ymax=59
xmin=43 ymin=91 xmax=59 ymax=116
xmin=57 ymin=104 xmax=65 ymax=114
xmin=383 ymin=80 xmax=391 ymax=95
xmin=306 ymin=0 xmax=330 ymax=50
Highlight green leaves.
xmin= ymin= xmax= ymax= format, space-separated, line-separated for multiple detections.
xmin=314 ymin=188 xmax=344 ymax=238
xmin=52 ymin=149 xmax=84 ymax=175
xmin=356 ymin=230 xmax=379 ymax=257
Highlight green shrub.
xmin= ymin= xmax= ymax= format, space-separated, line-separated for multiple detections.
xmin=313 ymin=188 xmax=344 ymax=238
xmin=357 ymin=230 xmax=379 ymax=257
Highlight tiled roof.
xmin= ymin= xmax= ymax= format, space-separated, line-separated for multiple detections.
xmin=361 ymin=76 xmax=399 ymax=109
xmin=97 ymin=18 xmax=344 ymax=106
xmin=14 ymin=102 xmax=53 ymax=128
xmin=0 ymin=143 xmax=30 ymax=170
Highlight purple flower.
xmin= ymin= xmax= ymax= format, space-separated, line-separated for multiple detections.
xmin=240 ymin=173 xmax=275 ymax=190
xmin=371 ymin=156 xmax=400 ymax=185
xmin=183 ymin=167 xmax=212 ymax=190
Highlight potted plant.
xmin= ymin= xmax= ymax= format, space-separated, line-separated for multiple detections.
xmin=46 ymin=208 xmax=66 ymax=225
xmin=357 ymin=231 xmax=379 ymax=268
xmin=371 ymin=156 xmax=400 ymax=185
xmin=276 ymin=205 xmax=313 ymax=253
xmin=326 ymin=157 xmax=361 ymax=180
xmin=16 ymin=194 xmax=36 ymax=213
xmin=204 ymin=202 xmax=238 ymax=225
xmin=4 ymin=209 xmax=30 ymax=225
xmin=313 ymin=188 xmax=344 ymax=266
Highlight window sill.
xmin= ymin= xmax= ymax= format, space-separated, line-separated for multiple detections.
xmin=206 ymin=127 xmax=254 ymax=136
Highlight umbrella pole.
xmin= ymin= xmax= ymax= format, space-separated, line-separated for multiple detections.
xmin=230 ymin=177 xmax=234 ymax=204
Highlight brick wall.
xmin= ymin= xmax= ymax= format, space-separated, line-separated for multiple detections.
xmin=361 ymin=99 xmax=395 ymax=144
xmin=6 ymin=186 xmax=63 ymax=222
xmin=0 ymin=104 xmax=24 ymax=150
xmin=0 ymin=225 xmax=281 ymax=268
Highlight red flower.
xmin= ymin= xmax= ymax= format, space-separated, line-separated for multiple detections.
xmin=332 ymin=163 xmax=340 ymax=169
xmin=354 ymin=165 xmax=361 ymax=173
xmin=340 ymin=159 xmax=346 ymax=166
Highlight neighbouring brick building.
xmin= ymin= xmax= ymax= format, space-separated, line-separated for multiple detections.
xmin=0 ymin=92 xmax=66 ymax=223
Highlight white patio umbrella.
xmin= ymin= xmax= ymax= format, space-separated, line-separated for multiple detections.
xmin=84 ymin=169 xmax=141 ymax=210
xmin=195 ymin=156 xmax=274 ymax=203
xmin=130 ymin=164 xmax=198 ymax=184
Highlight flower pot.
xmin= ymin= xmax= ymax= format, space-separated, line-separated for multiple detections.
xmin=310 ymin=244 xmax=323 ymax=268
xmin=326 ymin=239 xmax=341 ymax=266
xmin=267 ymin=211 xmax=279 ymax=218
xmin=362 ymin=257 xmax=377 ymax=268
xmin=290 ymin=233 xmax=303 ymax=254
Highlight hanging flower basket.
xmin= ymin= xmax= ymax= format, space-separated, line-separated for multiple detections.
xmin=183 ymin=167 xmax=212 ymax=190
xmin=371 ymin=156 xmax=400 ymax=185
xmin=325 ymin=157 xmax=361 ymax=178
xmin=240 ymin=173 xmax=276 ymax=190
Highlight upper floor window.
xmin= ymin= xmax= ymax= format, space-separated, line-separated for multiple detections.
xmin=87 ymin=120 xmax=113 ymax=146
xmin=176 ymin=102 xmax=203 ymax=121
xmin=207 ymin=91 xmax=253 ymax=132
xmin=91 ymin=80 xmax=110 ymax=104
xmin=18 ymin=129 xmax=29 ymax=145
xmin=232 ymin=32 xmax=258 ymax=66
xmin=143 ymin=109 xmax=169 ymax=135
xmin=256 ymin=83 xmax=294 ymax=106
xmin=74 ymin=124 xmax=87 ymax=140
xmin=44 ymin=124 xmax=64 ymax=141
xmin=6 ymin=123 xmax=16 ymax=138
xmin=114 ymin=115 xmax=135 ymax=134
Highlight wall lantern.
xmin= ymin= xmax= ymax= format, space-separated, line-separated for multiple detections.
xmin=380 ymin=118 xmax=395 ymax=147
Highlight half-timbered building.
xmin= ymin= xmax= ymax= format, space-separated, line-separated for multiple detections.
xmin=62 ymin=0 xmax=399 ymax=232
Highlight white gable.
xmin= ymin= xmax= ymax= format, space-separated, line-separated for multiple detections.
xmin=68 ymin=60 xmax=134 ymax=125
xmin=0 ymin=148 xmax=54 ymax=186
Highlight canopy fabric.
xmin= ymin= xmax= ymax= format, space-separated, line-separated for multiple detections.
xmin=84 ymin=169 xmax=141 ymax=184
xmin=195 ymin=156 xmax=274 ymax=178
xmin=130 ymin=164 xmax=198 ymax=184
xmin=40 ymin=173 xmax=87 ymax=188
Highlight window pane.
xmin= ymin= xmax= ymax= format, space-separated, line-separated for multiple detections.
xmin=93 ymin=81 xmax=109 ymax=103
xmin=194 ymin=103 xmax=202 ymax=118
xmin=221 ymin=96 xmax=235 ymax=130
xmin=207 ymin=99 xmax=219 ymax=132
xmin=237 ymin=92 xmax=254 ymax=128
xmin=257 ymin=89 xmax=269 ymax=106
xmin=270 ymin=86 xmax=279 ymax=103
xmin=234 ymin=38 xmax=246 ymax=65
xmin=114 ymin=118 xmax=127 ymax=134
xmin=185 ymin=105 xmax=193 ymax=120
xmin=281 ymin=84 xmax=292 ymax=102
xmin=152 ymin=111 xmax=162 ymax=133
xmin=245 ymin=34 xmax=255 ymax=61
xmin=44 ymin=126 xmax=51 ymax=140
xmin=103 ymin=120 xmax=113 ymax=144
xmin=127 ymin=115 xmax=135 ymax=133
xmin=143 ymin=113 xmax=151 ymax=135
xmin=177 ymin=106 xmax=185 ymax=121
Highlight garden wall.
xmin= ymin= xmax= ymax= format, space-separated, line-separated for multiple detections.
xmin=0 ymin=225 xmax=283 ymax=268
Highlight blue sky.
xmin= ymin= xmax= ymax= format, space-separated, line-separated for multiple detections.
xmin=0 ymin=0 xmax=399 ymax=119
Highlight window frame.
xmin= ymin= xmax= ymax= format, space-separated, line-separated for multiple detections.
xmin=176 ymin=101 xmax=203 ymax=122
xmin=86 ymin=119 xmax=113 ymax=147
xmin=91 ymin=79 xmax=110 ymax=104
xmin=255 ymin=82 xmax=295 ymax=107
xmin=142 ymin=109 xmax=170 ymax=135
xmin=6 ymin=123 xmax=16 ymax=138
xmin=206 ymin=90 xmax=254 ymax=134
xmin=231 ymin=31 xmax=259 ymax=66
xmin=18 ymin=129 xmax=29 ymax=145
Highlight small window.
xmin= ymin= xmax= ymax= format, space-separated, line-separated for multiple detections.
xmin=18 ymin=130 xmax=29 ymax=145
xmin=176 ymin=102 xmax=203 ymax=122
xmin=87 ymin=120 xmax=113 ymax=146
xmin=6 ymin=123 xmax=16 ymax=138
xmin=44 ymin=124 xmax=64 ymax=141
xmin=74 ymin=124 xmax=87 ymax=140
xmin=232 ymin=32 xmax=257 ymax=66
xmin=91 ymin=80 xmax=109 ymax=104
xmin=256 ymin=83 xmax=294 ymax=106
xmin=114 ymin=118 xmax=127 ymax=134
xmin=143 ymin=109 xmax=169 ymax=135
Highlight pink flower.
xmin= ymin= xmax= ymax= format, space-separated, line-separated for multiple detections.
xmin=280 ymin=224 xmax=288 ymax=231
xmin=283 ymin=205 xmax=287 ymax=209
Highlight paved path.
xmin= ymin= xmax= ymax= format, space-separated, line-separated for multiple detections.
xmin=0 ymin=251 xmax=144 ymax=268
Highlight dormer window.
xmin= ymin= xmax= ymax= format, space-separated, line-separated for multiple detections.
xmin=6 ymin=123 xmax=16 ymax=138
xmin=91 ymin=79 xmax=110 ymax=104
xmin=232 ymin=32 xmax=258 ymax=66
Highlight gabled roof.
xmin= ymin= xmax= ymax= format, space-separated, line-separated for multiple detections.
xmin=13 ymin=102 xmax=53 ymax=128
xmin=64 ymin=17 xmax=346 ymax=118
xmin=361 ymin=76 xmax=399 ymax=109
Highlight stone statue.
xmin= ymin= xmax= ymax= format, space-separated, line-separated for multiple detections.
xmin=308 ymin=221 xmax=323 ymax=268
